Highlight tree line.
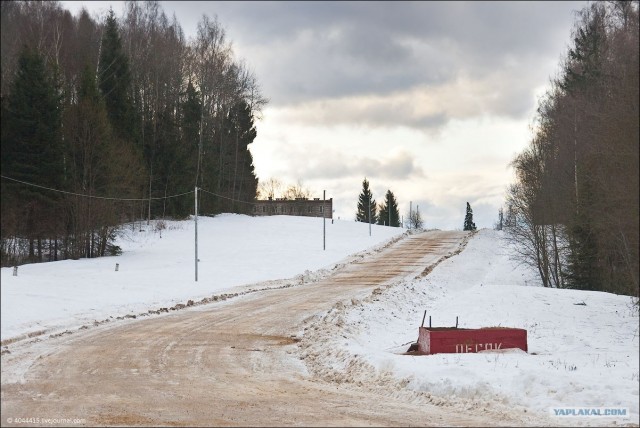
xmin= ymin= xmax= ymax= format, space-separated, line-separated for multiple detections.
xmin=1 ymin=1 xmax=267 ymax=266
xmin=504 ymin=1 xmax=638 ymax=298
xmin=356 ymin=178 xmax=479 ymax=231
xmin=356 ymin=178 xmax=401 ymax=227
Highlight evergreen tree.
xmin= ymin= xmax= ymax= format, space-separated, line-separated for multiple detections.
xmin=224 ymin=100 xmax=258 ymax=214
xmin=98 ymin=9 xmax=137 ymax=143
xmin=377 ymin=190 xmax=400 ymax=227
xmin=2 ymin=46 xmax=64 ymax=261
xmin=356 ymin=178 xmax=377 ymax=224
xmin=565 ymin=220 xmax=600 ymax=290
xmin=2 ymin=47 xmax=64 ymax=193
xmin=150 ymin=79 xmax=203 ymax=218
xmin=182 ymin=79 xmax=201 ymax=185
xmin=463 ymin=202 xmax=477 ymax=231
xmin=154 ymin=102 xmax=191 ymax=219
xmin=561 ymin=3 xmax=606 ymax=94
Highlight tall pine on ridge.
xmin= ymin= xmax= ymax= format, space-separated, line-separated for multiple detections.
xmin=356 ymin=178 xmax=377 ymax=224
xmin=463 ymin=202 xmax=477 ymax=231
xmin=377 ymin=190 xmax=401 ymax=227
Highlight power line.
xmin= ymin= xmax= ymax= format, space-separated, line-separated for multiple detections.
xmin=1 ymin=175 xmax=194 ymax=201
xmin=2 ymin=174 xmax=313 ymax=208
xmin=2 ymin=175 xmax=284 ymax=207
xmin=197 ymin=187 xmax=258 ymax=206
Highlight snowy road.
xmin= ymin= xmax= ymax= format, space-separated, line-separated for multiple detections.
xmin=1 ymin=231 xmax=546 ymax=426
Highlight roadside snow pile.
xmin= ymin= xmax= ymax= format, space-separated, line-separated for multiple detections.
xmin=0 ymin=214 xmax=404 ymax=342
xmin=299 ymin=229 xmax=639 ymax=425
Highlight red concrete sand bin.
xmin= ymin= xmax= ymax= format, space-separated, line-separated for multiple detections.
xmin=417 ymin=326 xmax=528 ymax=355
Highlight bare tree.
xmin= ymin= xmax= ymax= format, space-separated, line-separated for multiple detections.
xmin=282 ymin=180 xmax=313 ymax=200
xmin=406 ymin=206 xmax=423 ymax=230
xmin=258 ymin=178 xmax=283 ymax=200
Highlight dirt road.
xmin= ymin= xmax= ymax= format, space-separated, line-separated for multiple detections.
xmin=1 ymin=231 xmax=539 ymax=426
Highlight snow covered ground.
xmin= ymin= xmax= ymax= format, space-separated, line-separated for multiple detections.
xmin=299 ymin=229 xmax=640 ymax=425
xmin=1 ymin=216 xmax=638 ymax=425
xmin=1 ymin=214 xmax=403 ymax=342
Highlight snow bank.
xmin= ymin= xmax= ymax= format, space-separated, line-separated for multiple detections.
xmin=3 ymin=218 xmax=637 ymax=425
xmin=299 ymin=229 xmax=639 ymax=425
xmin=1 ymin=214 xmax=404 ymax=342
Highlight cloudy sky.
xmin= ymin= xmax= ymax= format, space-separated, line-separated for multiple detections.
xmin=62 ymin=1 xmax=587 ymax=229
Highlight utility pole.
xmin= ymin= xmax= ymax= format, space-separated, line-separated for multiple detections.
xmin=195 ymin=186 xmax=198 ymax=282
xmin=574 ymin=106 xmax=579 ymax=214
xmin=147 ymin=164 xmax=152 ymax=225
xmin=323 ymin=190 xmax=326 ymax=251
xmin=368 ymin=196 xmax=371 ymax=236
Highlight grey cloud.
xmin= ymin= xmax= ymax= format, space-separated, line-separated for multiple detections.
xmin=163 ymin=1 xmax=586 ymax=121
xmin=311 ymin=100 xmax=450 ymax=132
xmin=337 ymin=24 xmax=413 ymax=66
xmin=409 ymin=113 xmax=449 ymax=130
xmin=356 ymin=152 xmax=425 ymax=180
xmin=284 ymin=150 xmax=425 ymax=181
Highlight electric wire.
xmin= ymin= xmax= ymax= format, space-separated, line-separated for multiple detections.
xmin=2 ymin=175 xmax=311 ymax=209
xmin=197 ymin=187 xmax=258 ymax=206
xmin=1 ymin=175 xmax=194 ymax=201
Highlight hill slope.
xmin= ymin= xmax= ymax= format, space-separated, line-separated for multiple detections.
xmin=1 ymin=217 xmax=637 ymax=424
xmin=1 ymin=215 xmax=403 ymax=341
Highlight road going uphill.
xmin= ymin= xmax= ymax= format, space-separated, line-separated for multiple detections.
xmin=1 ymin=231 xmax=539 ymax=426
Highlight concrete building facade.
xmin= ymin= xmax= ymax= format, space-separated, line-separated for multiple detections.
xmin=252 ymin=197 xmax=333 ymax=219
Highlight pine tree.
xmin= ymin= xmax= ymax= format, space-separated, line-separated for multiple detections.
xmin=98 ymin=9 xmax=137 ymax=143
xmin=227 ymin=100 xmax=258 ymax=213
xmin=356 ymin=178 xmax=377 ymax=224
xmin=565 ymin=220 xmax=600 ymax=290
xmin=182 ymin=79 xmax=201 ymax=187
xmin=463 ymin=202 xmax=477 ymax=231
xmin=162 ymin=79 xmax=203 ymax=217
xmin=2 ymin=47 xmax=64 ymax=194
xmin=561 ymin=3 xmax=606 ymax=94
xmin=377 ymin=190 xmax=400 ymax=227
xmin=2 ymin=46 xmax=64 ymax=261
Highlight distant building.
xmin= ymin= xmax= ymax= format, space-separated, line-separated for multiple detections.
xmin=253 ymin=197 xmax=333 ymax=219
